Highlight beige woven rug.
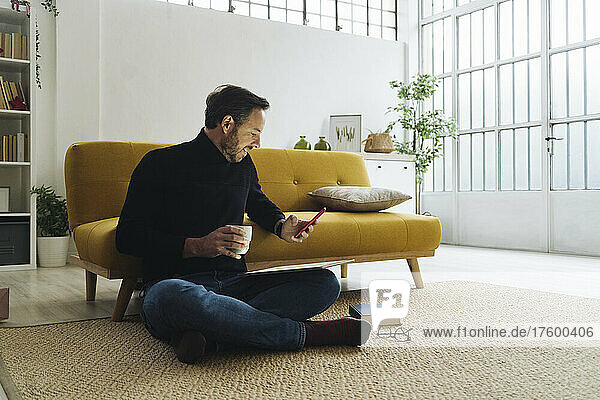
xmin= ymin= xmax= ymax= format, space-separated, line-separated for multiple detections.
xmin=1 ymin=281 xmax=599 ymax=399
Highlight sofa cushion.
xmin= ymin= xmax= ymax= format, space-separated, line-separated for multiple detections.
xmin=74 ymin=212 xmax=441 ymax=274
xmin=307 ymin=186 xmax=411 ymax=212
xmin=243 ymin=211 xmax=441 ymax=263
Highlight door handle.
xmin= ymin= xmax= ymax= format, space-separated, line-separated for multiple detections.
xmin=545 ymin=137 xmax=564 ymax=155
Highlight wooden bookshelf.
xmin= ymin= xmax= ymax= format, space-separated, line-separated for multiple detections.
xmin=0 ymin=6 xmax=36 ymax=270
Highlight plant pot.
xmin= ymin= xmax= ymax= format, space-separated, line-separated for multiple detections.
xmin=37 ymin=235 xmax=70 ymax=267
xmin=362 ymin=133 xmax=394 ymax=153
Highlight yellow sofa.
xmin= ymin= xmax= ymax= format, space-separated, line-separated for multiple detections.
xmin=65 ymin=142 xmax=442 ymax=321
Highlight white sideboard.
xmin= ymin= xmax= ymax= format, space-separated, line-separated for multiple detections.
xmin=362 ymin=153 xmax=416 ymax=214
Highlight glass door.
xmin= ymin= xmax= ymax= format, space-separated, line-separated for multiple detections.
xmin=547 ymin=0 xmax=600 ymax=254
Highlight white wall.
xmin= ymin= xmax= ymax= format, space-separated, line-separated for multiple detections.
xmin=101 ymin=0 xmax=405 ymax=145
xmin=33 ymin=2 xmax=57 ymax=186
xmin=54 ymin=0 xmax=408 ymax=195
xmin=56 ymin=0 xmax=101 ymax=192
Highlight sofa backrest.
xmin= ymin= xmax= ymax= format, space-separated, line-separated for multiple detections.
xmin=248 ymin=148 xmax=370 ymax=211
xmin=64 ymin=141 xmax=371 ymax=230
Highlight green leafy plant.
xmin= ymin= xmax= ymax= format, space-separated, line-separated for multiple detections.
xmin=36 ymin=1 xmax=59 ymax=90
xmin=41 ymin=0 xmax=59 ymax=17
xmin=385 ymin=74 xmax=457 ymax=184
xmin=31 ymin=185 xmax=69 ymax=237
xmin=35 ymin=21 xmax=41 ymax=89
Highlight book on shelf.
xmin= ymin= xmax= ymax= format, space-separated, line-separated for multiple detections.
xmin=22 ymin=34 xmax=27 ymax=60
xmin=16 ymin=133 xmax=24 ymax=162
xmin=0 ymin=76 xmax=28 ymax=111
xmin=17 ymin=82 xmax=26 ymax=106
xmin=1 ymin=136 xmax=6 ymax=161
xmin=13 ymin=33 xmax=20 ymax=60
xmin=0 ymin=32 xmax=28 ymax=60
xmin=0 ymin=133 xmax=28 ymax=162
xmin=0 ymin=82 xmax=6 ymax=109
xmin=24 ymin=135 xmax=29 ymax=162
xmin=0 ymin=33 xmax=10 ymax=59
xmin=0 ymin=76 xmax=9 ymax=108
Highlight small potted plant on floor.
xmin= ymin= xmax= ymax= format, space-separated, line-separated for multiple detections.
xmin=31 ymin=185 xmax=70 ymax=267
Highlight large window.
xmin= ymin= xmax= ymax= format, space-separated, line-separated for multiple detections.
xmin=159 ymin=0 xmax=398 ymax=40
xmin=420 ymin=0 xmax=600 ymax=192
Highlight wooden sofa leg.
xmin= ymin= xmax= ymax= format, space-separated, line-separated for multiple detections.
xmin=85 ymin=270 xmax=97 ymax=301
xmin=341 ymin=263 xmax=348 ymax=278
xmin=111 ymin=277 xmax=137 ymax=322
xmin=406 ymin=258 xmax=424 ymax=289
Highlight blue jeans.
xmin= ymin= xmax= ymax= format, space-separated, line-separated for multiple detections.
xmin=140 ymin=268 xmax=341 ymax=351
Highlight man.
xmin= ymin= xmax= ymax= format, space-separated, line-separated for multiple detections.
xmin=116 ymin=84 xmax=371 ymax=364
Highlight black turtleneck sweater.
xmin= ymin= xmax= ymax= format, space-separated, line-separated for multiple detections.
xmin=115 ymin=129 xmax=285 ymax=282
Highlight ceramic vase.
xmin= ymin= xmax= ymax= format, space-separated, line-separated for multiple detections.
xmin=314 ymin=137 xmax=331 ymax=151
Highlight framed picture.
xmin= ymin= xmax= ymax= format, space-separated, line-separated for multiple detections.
xmin=0 ymin=187 xmax=8 ymax=212
xmin=329 ymin=114 xmax=362 ymax=152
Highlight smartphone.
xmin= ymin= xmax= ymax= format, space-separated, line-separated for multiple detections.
xmin=294 ymin=207 xmax=326 ymax=238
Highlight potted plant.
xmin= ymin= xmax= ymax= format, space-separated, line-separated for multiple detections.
xmin=31 ymin=185 xmax=70 ymax=267
xmin=385 ymin=74 xmax=457 ymax=214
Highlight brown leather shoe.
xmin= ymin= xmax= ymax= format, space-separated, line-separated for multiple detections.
xmin=170 ymin=330 xmax=217 ymax=364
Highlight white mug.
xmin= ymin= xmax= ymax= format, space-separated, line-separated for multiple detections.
xmin=225 ymin=225 xmax=252 ymax=255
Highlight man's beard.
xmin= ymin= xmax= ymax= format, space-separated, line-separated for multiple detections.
xmin=220 ymin=126 xmax=245 ymax=163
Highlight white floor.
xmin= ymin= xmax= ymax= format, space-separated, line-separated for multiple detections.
xmin=340 ymin=245 xmax=600 ymax=299
xmin=1 ymin=244 xmax=599 ymax=399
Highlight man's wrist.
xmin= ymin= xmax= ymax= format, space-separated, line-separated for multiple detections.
xmin=182 ymin=236 xmax=205 ymax=258
xmin=182 ymin=237 xmax=192 ymax=258
xmin=274 ymin=219 xmax=285 ymax=239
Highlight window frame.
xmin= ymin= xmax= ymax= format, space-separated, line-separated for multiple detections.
xmin=420 ymin=0 xmax=600 ymax=193
xmin=163 ymin=0 xmax=399 ymax=40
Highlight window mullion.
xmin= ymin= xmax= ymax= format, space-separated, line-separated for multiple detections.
xmin=367 ymin=0 xmax=370 ymax=36
xmin=495 ymin=1 xmax=500 ymax=192
xmin=524 ymin=0 xmax=530 ymax=188
xmin=453 ymin=11 xmax=458 ymax=194
xmin=470 ymin=133 xmax=473 ymax=191
xmin=567 ymin=123 xmax=571 ymax=189
xmin=335 ymin=0 xmax=339 ymax=31
xmin=303 ymin=0 xmax=306 ymax=25
xmin=394 ymin=0 xmax=397 ymax=40
xmin=583 ymin=0 xmax=588 ymax=189
xmin=584 ymin=121 xmax=588 ymax=189
xmin=528 ymin=126 xmax=531 ymax=190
